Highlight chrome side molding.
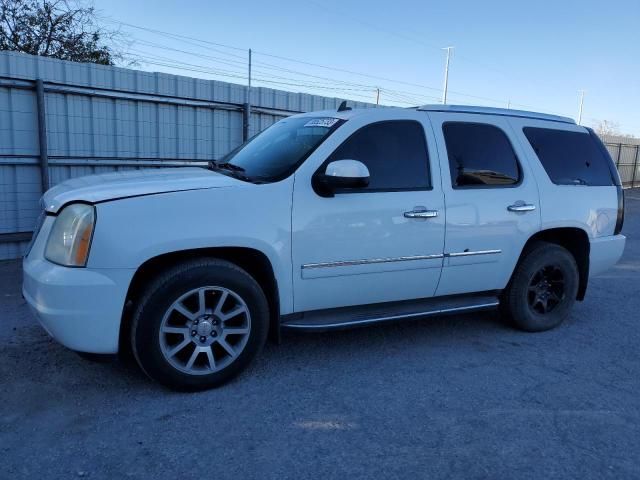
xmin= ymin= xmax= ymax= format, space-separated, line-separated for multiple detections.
xmin=302 ymin=250 xmax=502 ymax=270
xmin=302 ymin=254 xmax=445 ymax=270
xmin=447 ymin=249 xmax=502 ymax=258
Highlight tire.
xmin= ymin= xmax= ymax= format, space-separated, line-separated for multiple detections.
xmin=502 ymin=241 xmax=579 ymax=332
xmin=131 ymin=258 xmax=269 ymax=391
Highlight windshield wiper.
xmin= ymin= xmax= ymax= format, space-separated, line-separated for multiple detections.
xmin=208 ymin=161 xmax=254 ymax=182
xmin=215 ymin=162 xmax=246 ymax=173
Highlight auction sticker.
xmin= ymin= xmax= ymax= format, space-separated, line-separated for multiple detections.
xmin=304 ymin=118 xmax=340 ymax=128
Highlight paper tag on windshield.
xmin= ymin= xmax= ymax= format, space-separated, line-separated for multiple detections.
xmin=304 ymin=118 xmax=340 ymax=128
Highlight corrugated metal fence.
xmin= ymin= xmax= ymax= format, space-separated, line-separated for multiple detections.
xmin=1 ymin=51 xmax=638 ymax=260
xmin=0 ymin=51 xmax=374 ymax=259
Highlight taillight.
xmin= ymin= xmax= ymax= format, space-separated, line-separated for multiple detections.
xmin=615 ymin=185 xmax=625 ymax=235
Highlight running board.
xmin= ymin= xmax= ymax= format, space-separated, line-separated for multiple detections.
xmin=280 ymin=293 xmax=500 ymax=332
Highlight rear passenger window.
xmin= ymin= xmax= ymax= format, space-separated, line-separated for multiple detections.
xmin=443 ymin=122 xmax=520 ymax=188
xmin=327 ymin=120 xmax=431 ymax=191
xmin=523 ymin=127 xmax=615 ymax=186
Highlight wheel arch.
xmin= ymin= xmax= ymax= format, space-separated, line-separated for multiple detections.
xmin=515 ymin=227 xmax=590 ymax=301
xmin=119 ymin=247 xmax=281 ymax=356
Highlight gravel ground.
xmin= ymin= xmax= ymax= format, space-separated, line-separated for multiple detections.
xmin=1 ymin=190 xmax=639 ymax=480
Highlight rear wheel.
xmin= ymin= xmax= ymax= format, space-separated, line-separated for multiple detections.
xmin=131 ymin=258 xmax=269 ymax=391
xmin=502 ymin=242 xmax=579 ymax=332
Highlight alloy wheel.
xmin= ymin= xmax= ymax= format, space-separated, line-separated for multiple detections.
xmin=527 ymin=265 xmax=565 ymax=315
xmin=159 ymin=286 xmax=251 ymax=375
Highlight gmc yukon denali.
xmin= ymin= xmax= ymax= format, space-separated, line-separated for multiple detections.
xmin=23 ymin=104 xmax=626 ymax=390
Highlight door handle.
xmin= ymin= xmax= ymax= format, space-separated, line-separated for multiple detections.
xmin=507 ymin=203 xmax=536 ymax=212
xmin=404 ymin=207 xmax=438 ymax=219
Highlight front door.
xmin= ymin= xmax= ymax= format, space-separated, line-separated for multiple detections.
xmin=427 ymin=113 xmax=541 ymax=296
xmin=291 ymin=115 xmax=445 ymax=312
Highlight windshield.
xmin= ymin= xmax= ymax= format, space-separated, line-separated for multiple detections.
xmin=216 ymin=116 xmax=344 ymax=182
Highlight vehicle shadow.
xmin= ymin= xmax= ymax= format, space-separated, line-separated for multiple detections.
xmin=22 ymin=308 xmax=515 ymax=394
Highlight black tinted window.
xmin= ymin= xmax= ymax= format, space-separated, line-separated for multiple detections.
xmin=327 ymin=121 xmax=430 ymax=190
xmin=443 ymin=122 xmax=520 ymax=187
xmin=523 ymin=127 xmax=614 ymax=186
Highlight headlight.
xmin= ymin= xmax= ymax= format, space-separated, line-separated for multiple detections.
xmin=45 ymin=204 xmax=96 ymax=267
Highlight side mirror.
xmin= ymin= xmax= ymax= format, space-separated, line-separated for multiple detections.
xmin=313 ymin=159 xmax=370 ymax=197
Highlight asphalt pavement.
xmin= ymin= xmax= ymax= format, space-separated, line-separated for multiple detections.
xmin=1 ymin=190 xmax=639 ymax=479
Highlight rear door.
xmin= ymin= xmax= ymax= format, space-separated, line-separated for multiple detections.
xmin=427 ymin=113 xmax=541 ymax=296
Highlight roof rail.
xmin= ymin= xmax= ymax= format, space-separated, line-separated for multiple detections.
xmin=417 ymin=104 xmax=576 ymax=124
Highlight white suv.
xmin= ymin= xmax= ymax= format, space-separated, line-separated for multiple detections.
xmin=23 ymin=104 xmax=626 ymax=390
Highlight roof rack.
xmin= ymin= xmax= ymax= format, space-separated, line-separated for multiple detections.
xmin=416 ymin=104 xmax=575 ymax=124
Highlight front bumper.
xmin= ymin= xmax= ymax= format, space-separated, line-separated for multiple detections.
xmin=589 ymin=234 xmax=626 ymax=277
xmin=22 ymin=221 xmax=134 ymax=354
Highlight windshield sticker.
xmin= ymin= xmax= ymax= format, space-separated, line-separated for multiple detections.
xmin=304 ymin=118 xmax=340 ymax=128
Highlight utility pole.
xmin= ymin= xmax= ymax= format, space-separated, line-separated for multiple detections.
xmin=243 ymin=48 xmax=252 ymax=141
xmin=577 ymin=89 xmax=586 ymax=125
xmin=441 ymin=46 xmax=453 ymax=104
xmin=376 ymin=88 xmax=380 ymax=106
xmin=248 ymin=48 xmax=252 ymax=100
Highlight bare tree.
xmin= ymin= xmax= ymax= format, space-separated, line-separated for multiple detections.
xmin=593 ymin=120 xmax=622 ymax=137
xmin=0 ymin=0 xmax=125 ymax=65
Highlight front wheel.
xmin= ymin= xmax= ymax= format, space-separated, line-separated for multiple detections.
xmin=131 ymin=259 xmax=269 ymax=391
xmin=502 ymin=242 xmax=579 ymax=332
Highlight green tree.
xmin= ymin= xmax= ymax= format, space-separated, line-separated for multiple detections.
xmin=0 ymin=0 xmax=120 ymax=65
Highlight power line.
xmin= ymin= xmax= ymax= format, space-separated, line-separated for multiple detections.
xmin=109 ymin=17 xmax=503 ymax=101
xmin=106 ymin=17 xmax=573 ymax=116
xmin=306 ymin=0 xmax=520 ymax=79
xmin=131 ymin=40 xmax=380 ymax=90
xmin=130 ymin=41 xmax=452 ymax=106
xmin=307 ymin=0 xmax=445 ymax=53
xmin=102 ymin=18 xmax=248 ymax=53
xmin=132 ymin=49 xmax=384 ymax=94
xmin=134 ymin=55 xmax=383 ymax=101
xmin=126 ymin=34 xmax=454 ymax=105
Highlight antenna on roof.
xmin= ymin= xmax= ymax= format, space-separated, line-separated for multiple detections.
xmin=337 ymin=100 xmax=351 ymax=112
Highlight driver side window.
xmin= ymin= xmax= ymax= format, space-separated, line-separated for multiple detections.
xmin=326 ymin=120 xmax=431 ymax=191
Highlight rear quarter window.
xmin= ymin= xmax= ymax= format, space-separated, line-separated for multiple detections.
xmin=523 ymin=127 xmax=615 ymax=186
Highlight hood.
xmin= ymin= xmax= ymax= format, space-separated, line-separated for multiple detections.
xmin=43 ymin=167 xmax=242 ymax=213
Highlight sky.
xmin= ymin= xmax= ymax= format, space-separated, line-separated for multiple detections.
xmin=95 ymin=0 xmax=640 ymax=135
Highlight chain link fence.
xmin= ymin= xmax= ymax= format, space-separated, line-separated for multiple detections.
xmin=603 ymin=140 xmax=640 ymax=188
